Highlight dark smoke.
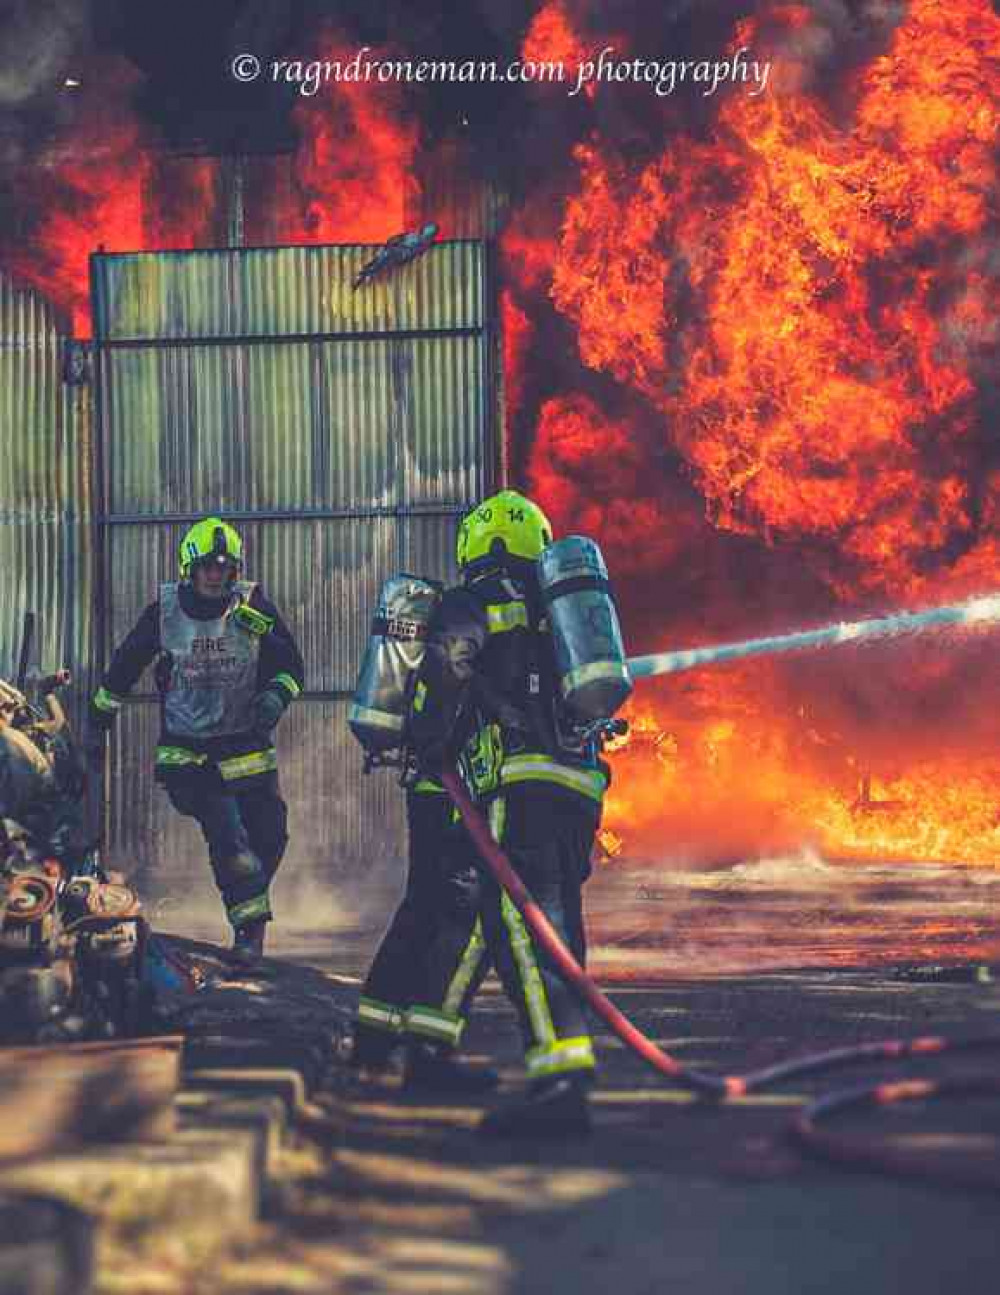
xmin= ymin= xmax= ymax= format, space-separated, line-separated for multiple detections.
xmin=0 ymin=0 xmax=91 ymax=107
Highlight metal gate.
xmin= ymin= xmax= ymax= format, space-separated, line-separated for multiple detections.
xmin=0 ymin=273 xmax=91 ymax=719
xmin=89 ymin=241 xmax=500 ymax=920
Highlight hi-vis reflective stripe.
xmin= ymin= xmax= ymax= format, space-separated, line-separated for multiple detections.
xmin=442 ymin=917 xmax=486 ymax=1015
xmin=561 ymin=660 xmax=632 ymax=697
xmin=272 ymin=672 xmax=302 ymax=698
xmin=93 ymin=686 xmax=124 ymax=713
xmin=348 ymin=703 xmax=404 ymax=733
xmin=357 ymin=996 xmax=405 ymax=1035
xmin=500 ymin=755 xmax=607 ymax=803
xmin=490 ymin=793 xmax=552 ymax=1043
xmin=465 ymin=722 xmax=503 ymax=796
xmin=413 ymin=778 xmax=445 ymax=795
xmin=404 ymin=1004 xmax=464 ymax=1045
xmin=486 ymin=601 xmax=528 ymax=635
xmin=219 ymin=749 xmax=278 ymax=781
xmin=155 ymin=746 xmax=208 ymax=768
xmin=526 ymin=1036 xmax=596 ymax=1079
xmin=488 ymin=798 xmax=506 ymax=844
xmin=227 ymin=892 xmax=271 ymax=926
xmin=501 ymin=890 xmax=556 ymax=1050
xmin=233 ymin=602 xmax=274 ymax=637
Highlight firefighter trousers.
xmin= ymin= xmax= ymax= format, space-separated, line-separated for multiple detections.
xmin=161 ymin=766 xmax=288 ymax=928
xmin=474 ymin=782 xmax=600 ymax=1082
xmin=355 ymin=787 xmax=490 ymax=1058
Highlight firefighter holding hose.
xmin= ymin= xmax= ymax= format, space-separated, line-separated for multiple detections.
xmin=406 ymin=489 xmax=631 ymax=1137
xmin=350 ymin=774 xmax=498 ymax=1093
xmin=87 ymin=517 xmax=304 ymax=964
xmin=349 ymin=571 xmax=497 ymax=1093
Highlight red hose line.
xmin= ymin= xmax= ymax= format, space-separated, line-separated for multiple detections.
xmin=440 ymin=770 xmax=730 ymax=1098
xmin=791 ymin=1074 xmax=1000 ymax=1192
xmin=442 ymin=767 xmax=1000 ymax=1189
xmin=442 ymin=768 xmax=1000 ymax=1086
xmin=739 ymin=1031 xmax=1000 ymax=1092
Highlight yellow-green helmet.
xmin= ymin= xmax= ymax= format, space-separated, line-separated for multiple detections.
xmin=456 ymin=490 xmax=553 ymax=573
xmin=178 ymin=517 xmax=243 ymax=581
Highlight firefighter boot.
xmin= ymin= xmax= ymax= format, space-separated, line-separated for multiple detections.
xmin=403 ymin=1041 xmax=500 ymax=1095
xmin=230 ymin=917 xmax=267 ymax=966
xmin=349 ymin=1023 xmax=400 ymax=1075
xmin=478 ymin=1074 xmax=592 ymax=1139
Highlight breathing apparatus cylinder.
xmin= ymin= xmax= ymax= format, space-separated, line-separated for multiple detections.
xmin=348 ymin=574 xmax=443 ymax=756
xmin=537 ymin=536 xmax=633 ymax=722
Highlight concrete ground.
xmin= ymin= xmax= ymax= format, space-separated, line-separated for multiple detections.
xmin=109 ymin=936 xmax=1000 ymax=1295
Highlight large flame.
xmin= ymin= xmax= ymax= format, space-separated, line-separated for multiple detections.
xmin=546 ymin=0 xmax=999 ymax=601
xmin=0 ymin=30 xmax=418 ymax=336
xmin=513 ymin=0 xmax=1000 ymax=870
xmin=602 ymin=672 xmax=1000 ymax=869
xmin=284 ymin=31 xmax=418 ymax=245
xmin=1 ymin=58 xmax=155 ymax=334
xmin=3 ymin=1 xmax=1000 ymax=889
xmin=529 ymin=392 xmax=704 ymax=581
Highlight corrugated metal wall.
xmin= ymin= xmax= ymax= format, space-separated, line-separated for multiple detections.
xmin=91 ymin=240 xmax=499 ymax=916
xmin=0 ymin=273 xmax=91 ymax=725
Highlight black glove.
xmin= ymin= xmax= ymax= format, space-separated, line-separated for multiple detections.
xmin=251 ymin=689 xmax=286 ymax=739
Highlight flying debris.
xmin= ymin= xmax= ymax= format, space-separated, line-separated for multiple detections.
xmin=352 ymin=222 xmax=439 ymax=289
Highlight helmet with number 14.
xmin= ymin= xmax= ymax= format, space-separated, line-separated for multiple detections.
xmin=455 ymin=490 xmax=553 ymax=576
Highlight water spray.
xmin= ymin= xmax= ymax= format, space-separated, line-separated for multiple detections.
xmin=628 ymin=594 xmax=1000 ymax=680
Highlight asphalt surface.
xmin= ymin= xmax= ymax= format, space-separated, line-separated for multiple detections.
xmin=150 ymin=924 xmax=1000 ymax=1295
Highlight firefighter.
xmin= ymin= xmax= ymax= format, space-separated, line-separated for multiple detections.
xmin=350 ymin=774 xmax=498 ymax=1093
xmin=347 ymin=574 xmax=495 ymax=1092
xmin=87 ymin=517 xmax=304 ymax=963
xmin=407 ymin=490 xmax=609 ymax=1137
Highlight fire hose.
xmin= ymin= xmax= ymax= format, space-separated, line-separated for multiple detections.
xmin=440 ymin=768 xmax=1000 ymax=1191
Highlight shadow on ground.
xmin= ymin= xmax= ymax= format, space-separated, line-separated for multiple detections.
xmin=141 ymin=935 xmax=1000 ymax=1295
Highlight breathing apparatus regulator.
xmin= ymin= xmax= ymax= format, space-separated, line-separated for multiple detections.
xmin=348 ymin=490 xmax=634 ymax=772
